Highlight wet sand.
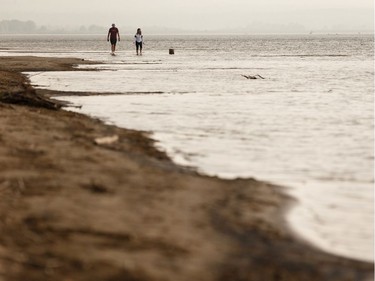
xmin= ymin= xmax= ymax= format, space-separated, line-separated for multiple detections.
xmin=0 ymin=56 xmax=373 ymax=281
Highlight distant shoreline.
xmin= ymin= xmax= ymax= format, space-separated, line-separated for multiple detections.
xmin=0 ymin=32 xmax=374 ymax=36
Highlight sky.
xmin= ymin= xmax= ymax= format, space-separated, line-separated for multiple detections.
xmin=1 ymin=0 xmax=374 ymax=31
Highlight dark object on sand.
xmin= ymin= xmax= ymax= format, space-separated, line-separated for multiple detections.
xmin=169 ymin=48 xmax=174 ymax=55
xmin=241 ymin=74 xmax=265 ymax=79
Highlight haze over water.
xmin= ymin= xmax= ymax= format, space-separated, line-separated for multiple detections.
xmin=1 ymin=34 xmax=373 ymax=262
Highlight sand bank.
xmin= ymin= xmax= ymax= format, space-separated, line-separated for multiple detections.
xmin=0 ymin=56 xmax=372 ymax=281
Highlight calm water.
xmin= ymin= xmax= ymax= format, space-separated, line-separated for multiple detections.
xmin=1 ymin=34 xmax=373 ymax=262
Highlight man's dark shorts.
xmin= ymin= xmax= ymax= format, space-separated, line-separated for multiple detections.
xmin=110 ymin=38 xmax=117 ymax=45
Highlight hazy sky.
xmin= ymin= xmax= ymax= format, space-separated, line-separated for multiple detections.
xmin=2 ymin=0 xmax=373 ymax=31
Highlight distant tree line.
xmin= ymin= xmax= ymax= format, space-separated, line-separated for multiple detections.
xmin=0 ymin=20 xmax=37 ymax=33
xmin=0 ymin=20 xmax=107 ymax=34
xmin=0 ymin=19 xmax=371 ymax=35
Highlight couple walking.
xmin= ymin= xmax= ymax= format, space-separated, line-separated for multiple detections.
xmin=107 ymin=24 xmax=143 ymax=56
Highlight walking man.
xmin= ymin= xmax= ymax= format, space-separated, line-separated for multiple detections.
xmin=107 ymin=23 xmax=120 ymax=55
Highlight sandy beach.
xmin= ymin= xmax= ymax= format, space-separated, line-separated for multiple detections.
xmin=0 ymin=56 xmax=373 ymax=281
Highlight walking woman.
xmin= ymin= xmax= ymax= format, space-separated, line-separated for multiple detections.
xmin=134 ymin=28 xmax=143 ymax=55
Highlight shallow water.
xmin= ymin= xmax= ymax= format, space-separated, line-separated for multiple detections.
xmin=1 ymin=34 xmax=373 ymax=262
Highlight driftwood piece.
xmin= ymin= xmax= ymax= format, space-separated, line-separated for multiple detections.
xmin=241 ymin=74 xmax=265 ymax=79
xmin=94 ymin=135 xmax=119 ymax=145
